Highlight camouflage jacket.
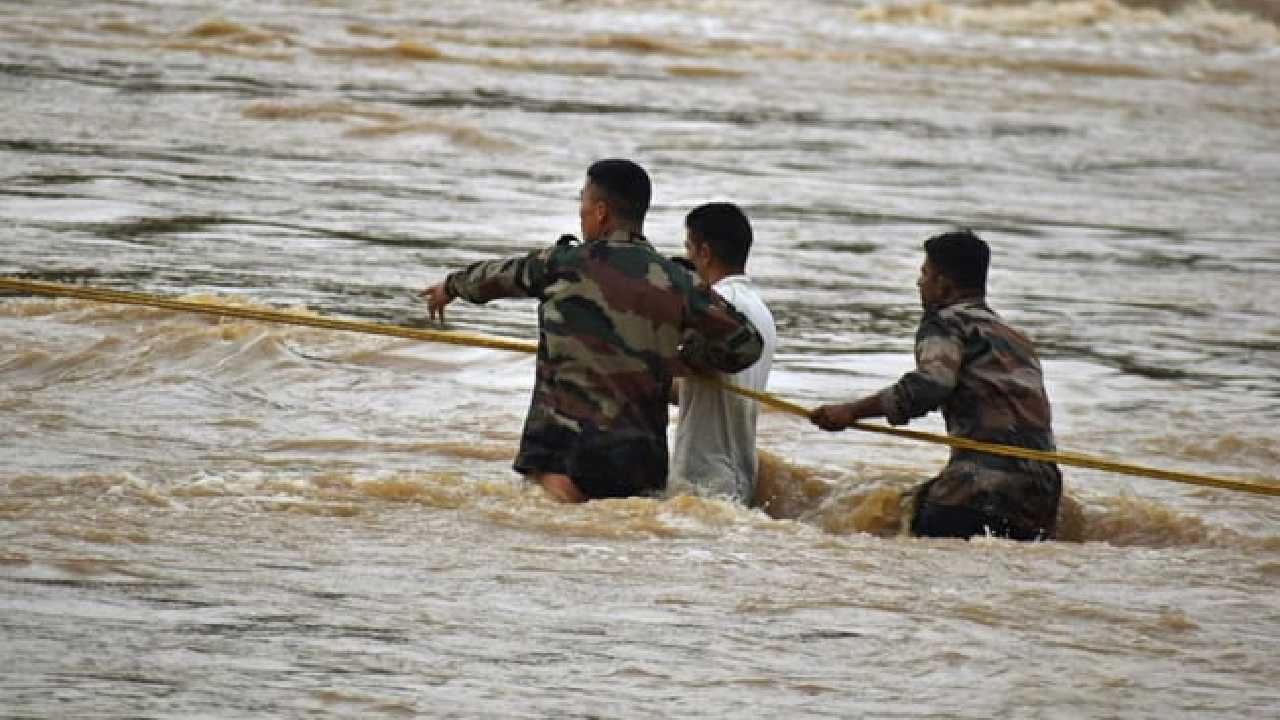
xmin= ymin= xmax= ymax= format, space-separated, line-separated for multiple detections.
xmin=445 ymin=229 xmax=764 ymax=497
xmin=877 ymin=298 xmax=1062 ymax=536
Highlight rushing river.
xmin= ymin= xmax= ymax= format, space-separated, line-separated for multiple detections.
xmin=1 ymin=0 xmax=1278 ymax=716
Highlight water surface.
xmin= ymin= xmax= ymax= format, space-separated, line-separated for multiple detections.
xmin=2 ymin=1 xmax=1278 ymax=717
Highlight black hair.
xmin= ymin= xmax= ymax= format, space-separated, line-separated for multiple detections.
xmin=924 ymin=229 xmax=989 ymax=292
xmin=586 ymin=159 xmax=651 ymax=224
xmin=685 ymin=202 xmax=753 ymax=272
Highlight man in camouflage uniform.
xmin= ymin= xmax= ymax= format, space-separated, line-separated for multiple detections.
xmin=811 ymin=230 xmax=1062 ymax=540
xmin=421 ymin=159 xmax=764 ymax=503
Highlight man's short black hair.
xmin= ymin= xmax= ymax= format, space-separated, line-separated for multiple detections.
xmin=587 ymin=159 xmax=651 ymax=224
xmin=924 ymin=229 xmax=989 ymax=292
xmin=685 ymin=202 xmax=753 ymax=272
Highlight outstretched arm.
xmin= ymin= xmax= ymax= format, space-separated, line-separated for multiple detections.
xmin=420 ymin=240 xmax=569 ymax=323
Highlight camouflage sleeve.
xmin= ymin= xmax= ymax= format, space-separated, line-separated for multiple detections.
xmin=444 ymin=236 xmax=575 ymax=304
xmin=678 ymin=286 xmax=764 ymax=374
xmin=877 ymin=313 xmax=961 ymax=425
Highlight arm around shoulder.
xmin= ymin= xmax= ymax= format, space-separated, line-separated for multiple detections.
xmin=678 ymin=288 xmax=764 ymax=375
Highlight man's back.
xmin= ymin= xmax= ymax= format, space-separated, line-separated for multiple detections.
xmin=670 ymin=275 xmax=776 ymax=502
xmin=906 ymin=299 xmax=1060 ymax=537
xmin=927 ymin=300 xmax=1054 ymax=448
xmin=446 ymin=229 xmax=764 ymax=496
xmin=537 ymin=232 xmax=746 ymax=438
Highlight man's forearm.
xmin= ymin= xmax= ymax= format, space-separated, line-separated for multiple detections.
xmin=811 ymin=393 xmax=885 ymax=431
xmin=845 ymin=394 xmax=886 ymax=422
xmin=445 ymin=255 xmax=534 ymax=304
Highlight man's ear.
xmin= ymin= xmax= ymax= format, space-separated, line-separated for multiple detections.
xmin=936 ymin=273 xmax=958 ymax=300
xmin=693 ymin=240 xmax=712 ymax=266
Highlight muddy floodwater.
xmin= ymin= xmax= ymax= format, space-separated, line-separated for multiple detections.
xmin=1 ymin=1 xmax=1278 ymax=717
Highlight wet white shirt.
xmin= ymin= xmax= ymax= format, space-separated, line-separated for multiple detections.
xmin=669 ymin=274 xmax=776 ymax=503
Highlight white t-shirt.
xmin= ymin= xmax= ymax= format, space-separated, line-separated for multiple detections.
xmin=669 ymin=275 xmax=776 ymax=503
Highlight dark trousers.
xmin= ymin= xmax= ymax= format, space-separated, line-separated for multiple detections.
xmin=911 ymin=501 xmax=1044 ymax=541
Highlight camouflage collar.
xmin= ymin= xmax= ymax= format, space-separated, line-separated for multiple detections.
xmin=929 ymin=295 xmax=988 ymax=314
xmin=952 ymin=295 xmax=986 ymax=308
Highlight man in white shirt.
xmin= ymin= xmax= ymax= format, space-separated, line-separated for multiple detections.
xmin=670 ymin=203 xmax=777 ymax=503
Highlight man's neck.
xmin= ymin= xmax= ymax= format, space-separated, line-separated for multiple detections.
xmin=702 ymin=265 xmax=743 ymax=286
xmin=590 ymin=221 xmax=642 ymax=243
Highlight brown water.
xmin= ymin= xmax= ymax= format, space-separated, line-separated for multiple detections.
xmin=1 ymin=0 xmax=1278 ymax=716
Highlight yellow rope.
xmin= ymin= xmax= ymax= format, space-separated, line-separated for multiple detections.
xmin=3 ymin=276 xmax=1276 ymax=498
xmin=717 ymin=382 xmax=1277 ymax=497
xmin=0 ymin=277 xmax=539 ymax=353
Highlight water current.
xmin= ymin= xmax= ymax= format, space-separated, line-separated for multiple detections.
xmin=1 ymin=0 xmax=1278 ymax=717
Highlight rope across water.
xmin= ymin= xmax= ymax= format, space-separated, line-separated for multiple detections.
xmin=3 ymin=276 xmax=1275 ymax=497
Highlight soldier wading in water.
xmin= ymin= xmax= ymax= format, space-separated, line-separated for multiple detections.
xmin=811 ymin=230 xmax=1063 ymax=540
xmin=422 ymin=159 xmax=764 ymax=503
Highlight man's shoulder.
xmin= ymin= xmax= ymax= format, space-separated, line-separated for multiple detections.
xmin=917 ymin=301 xmax=990 ymax=347
xmin=597 ymin=241 xmax=697 ymax=291
xmin=929 ymin=300 xmax=1002 ymax=333
xmin=714 ymin=276 xmax=775 ymax=335
xmin=933 ymin=300 xmax=1042 ymax=359
xmin=712 ymin=275 xmax=759 ymax=299
xmin=547 ymin=241 xmax=698 ymax=325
